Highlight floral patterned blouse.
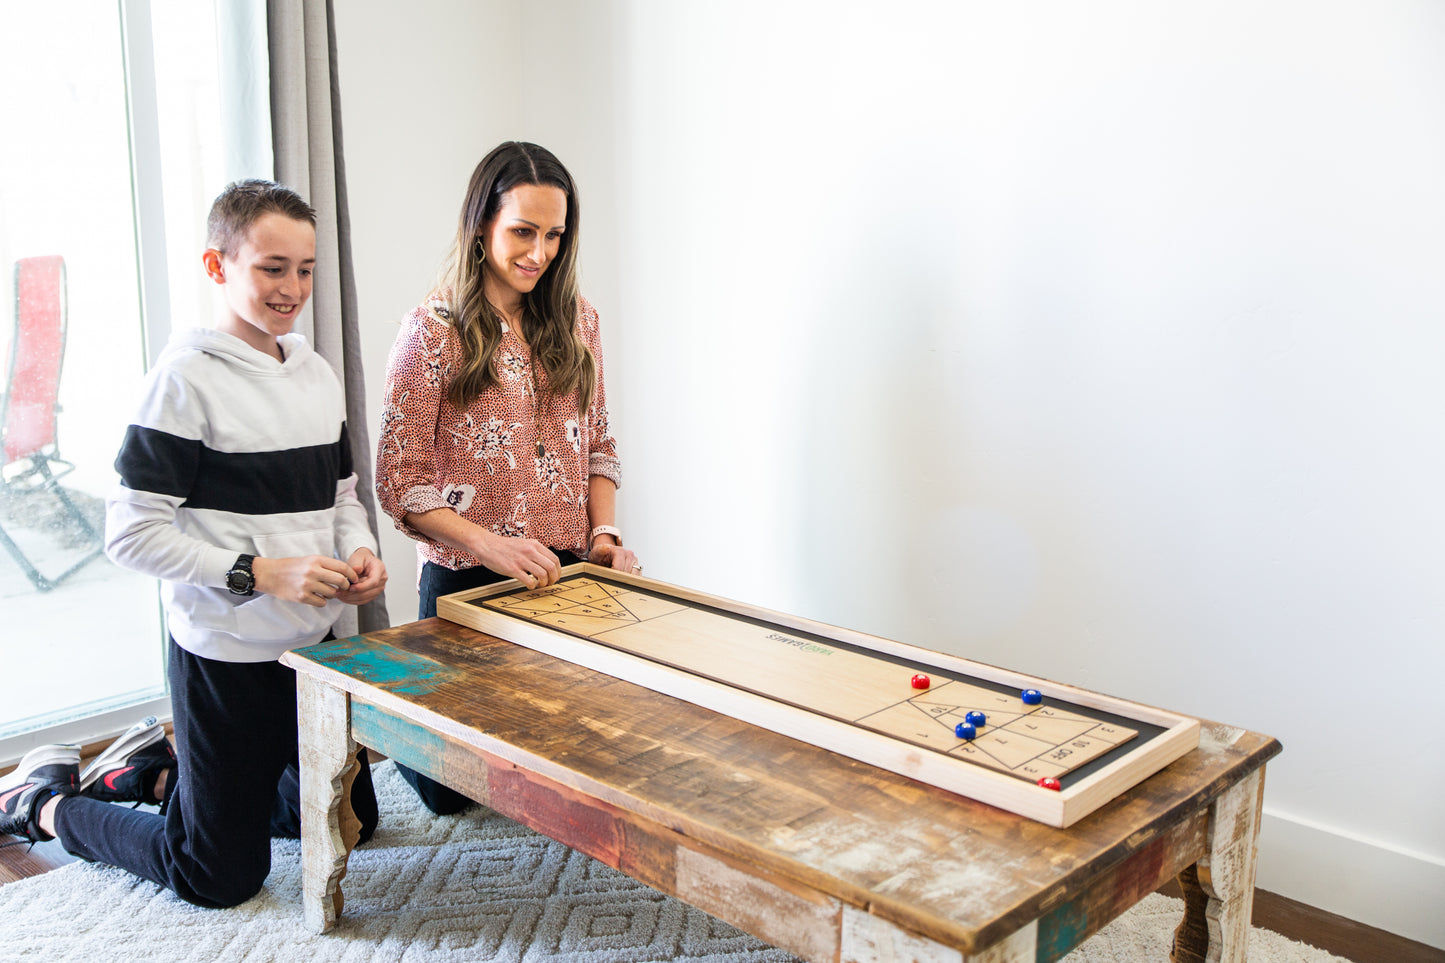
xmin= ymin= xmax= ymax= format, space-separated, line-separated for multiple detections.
xmin=375 ymin=293 xmax=621 ymax=571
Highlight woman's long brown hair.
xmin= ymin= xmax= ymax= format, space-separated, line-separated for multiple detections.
xmin=439 ymin=142 xmax=594 ymax=411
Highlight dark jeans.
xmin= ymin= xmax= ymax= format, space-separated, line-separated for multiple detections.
xmin=396 ymin=555 xmax=582 ymax=815
xmin=53 ymin=636 xmax=379 ymax=909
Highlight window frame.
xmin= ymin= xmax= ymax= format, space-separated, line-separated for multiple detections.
xmin=0 ymin=0 xmax=179 ymax=767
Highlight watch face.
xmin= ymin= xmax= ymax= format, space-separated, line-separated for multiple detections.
xmin=227 ymin=559 xmax=255 ymax=595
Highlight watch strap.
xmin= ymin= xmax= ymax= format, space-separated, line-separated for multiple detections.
xmin=588 ymin=525 xmax=622 ymax=546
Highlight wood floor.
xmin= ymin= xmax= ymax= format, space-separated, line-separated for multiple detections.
xmin=1158 ymin=879 xmax=1442 ymax=963
xmin=0 ymin=835 xmax=76 ymax=886
xmin=3 ymin=746 xmax=1440 ymax=963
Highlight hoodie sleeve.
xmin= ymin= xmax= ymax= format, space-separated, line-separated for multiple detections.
xmin=332 ymin=425 xmax=379 ymax=559
xmin=105 ymin=366 xmax=238 ymax=587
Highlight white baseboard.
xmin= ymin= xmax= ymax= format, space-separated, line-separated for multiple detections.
xmin=1257 ymin=808 xmax=1445 ymax=950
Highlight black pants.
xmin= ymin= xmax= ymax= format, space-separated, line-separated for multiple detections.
xmin=396 ymin=555 xmax=582 ymax=815
xmin=53 ymin=637 xmax=379 ymax=909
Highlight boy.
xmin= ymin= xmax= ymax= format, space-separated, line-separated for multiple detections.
xmin=0 ymin=180 xmax=387 ymax=908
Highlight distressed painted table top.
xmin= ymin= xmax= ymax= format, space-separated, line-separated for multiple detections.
xmin=285 ymin=619 xmax=1280 ymax=958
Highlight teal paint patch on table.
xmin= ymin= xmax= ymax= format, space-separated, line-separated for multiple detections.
xmin=1037 ymin=898 xmax=1089 ymax=961
xmin=352 ymin=702 xmax=450 ymax=781
xmin=304 ymin=635 xmax=460 ymax=695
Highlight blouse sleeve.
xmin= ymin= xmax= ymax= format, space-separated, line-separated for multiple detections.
xmin=578 ymin=297 xmax=622 ymax=489
xmin=375 ymin=303 xmax=454 ymax=541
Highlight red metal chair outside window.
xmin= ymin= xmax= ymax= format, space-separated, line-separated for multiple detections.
xmin=0 ymin=255 xmax=106 ymax=591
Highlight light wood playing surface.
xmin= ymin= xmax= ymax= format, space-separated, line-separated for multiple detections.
xmin=438 ymin=565 xmax=1200 ymax=828
xmin=478 ymin=576 xmax=1136 ymax=782
xmin=433 ymin=563 xmax=1202 ymax=827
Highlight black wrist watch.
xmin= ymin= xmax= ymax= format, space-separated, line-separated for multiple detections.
xmin=226 ymin=554 xmax=256 ymax=596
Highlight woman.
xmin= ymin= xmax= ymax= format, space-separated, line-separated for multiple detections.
xmin=376 ymin=142 xmax=639 ymax=813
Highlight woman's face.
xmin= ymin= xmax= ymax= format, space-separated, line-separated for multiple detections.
xmin=479 ymin=183 xmax=568 ymax=308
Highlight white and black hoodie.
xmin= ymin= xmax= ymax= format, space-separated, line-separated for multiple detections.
xmin=106 ymin=327 xmax=377 ymax=663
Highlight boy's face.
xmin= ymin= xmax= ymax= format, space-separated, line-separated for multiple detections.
xmin=203 ymin=212 xmax=316 ymax=358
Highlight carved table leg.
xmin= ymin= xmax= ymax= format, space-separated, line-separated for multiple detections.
xmin=297 ymin=673 xmax=362 ymax=934
xmin=1172 ymin=766 xmax=1267 ymax=962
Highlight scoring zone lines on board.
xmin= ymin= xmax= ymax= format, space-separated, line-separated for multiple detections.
xmin=482 ymin=579 xmax=680 ymax=634
xmin=856 ymin=682 xmax=1138 ymax=780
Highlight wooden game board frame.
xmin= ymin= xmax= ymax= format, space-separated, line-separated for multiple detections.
xmin=436 ymin=564 xmax=1200 ymax=828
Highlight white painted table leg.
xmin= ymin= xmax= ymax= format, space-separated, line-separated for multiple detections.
xmin=1172 ymin=766 xmax=1267 ymax=962
xmin=297 ymin=673 xmax=361 ymax=934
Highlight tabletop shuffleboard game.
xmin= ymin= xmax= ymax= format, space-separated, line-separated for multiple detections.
xmin=437 ymin=564 xmax=1200 ymax=827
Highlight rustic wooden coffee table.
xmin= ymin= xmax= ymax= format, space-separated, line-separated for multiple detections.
xmin=283 ymin=619 xmax=1279 ymax=961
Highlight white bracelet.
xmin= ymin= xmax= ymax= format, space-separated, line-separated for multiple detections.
xmin=589 ymin=525 xmax=622 ymax=546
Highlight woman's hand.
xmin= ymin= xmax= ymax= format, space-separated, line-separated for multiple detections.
xmin=588 ymin=540 xmax=641 ymax=575
xmin=475 ymin=531 xmax=562 ymax=588
xmin=404 ymin=508 xmax=561 ymax=588
xmin=252 ymin=555 xmax=359 ymax=608
xmin=336 ymin=548 xmax=388 ymax=605
xmin=584 ymin=479 xmax=639 ymax=575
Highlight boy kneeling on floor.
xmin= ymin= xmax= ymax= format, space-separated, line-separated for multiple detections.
xmin=0 ymin=180 xmax=388 ymax=908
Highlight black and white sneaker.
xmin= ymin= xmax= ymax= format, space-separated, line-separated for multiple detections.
xmin=0 ymin=744 xmax=80 ymax=844
xmin=79 ymin=716 xmax=176 ymax=808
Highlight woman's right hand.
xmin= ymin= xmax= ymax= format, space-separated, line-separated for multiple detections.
xmin=474 ymin=531 xmax=562 ymax=588
xmin=404 ymin=508 xmax=563 ymax=588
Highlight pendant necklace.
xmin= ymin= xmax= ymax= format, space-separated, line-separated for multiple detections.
xmin=510 ymin=310 xmax=545 ymax=459
xmin=527 ymin=343 xmax=544 ymax=459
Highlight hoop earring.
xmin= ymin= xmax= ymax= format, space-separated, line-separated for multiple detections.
xmin=474 ymin=237 xmax=486 ymax=263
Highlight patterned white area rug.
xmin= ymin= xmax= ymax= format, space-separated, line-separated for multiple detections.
xmin=0 ymin=762 xmax=1346 ymax=962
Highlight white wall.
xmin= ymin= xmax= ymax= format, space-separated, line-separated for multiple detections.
xmin=334 ymin=0 xmax=522 ymax=623
xmin=336 ymin=1 xmax=1445 ymax=947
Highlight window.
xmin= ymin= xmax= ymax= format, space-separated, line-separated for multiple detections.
xmin=0 ymin=1 xmax=222 ymax=758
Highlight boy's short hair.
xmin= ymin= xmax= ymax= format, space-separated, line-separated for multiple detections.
xmin=206 ymin=179 xmax=316 ymax=256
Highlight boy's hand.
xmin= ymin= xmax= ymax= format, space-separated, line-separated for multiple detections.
xmin=337 ymin=548 xmax=387 ymax=605
xmin=252 ymin=555 xmax=360 ymax=608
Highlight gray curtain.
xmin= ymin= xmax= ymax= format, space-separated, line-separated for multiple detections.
xmin=267 ymin=0 xmax=389 ymax=634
